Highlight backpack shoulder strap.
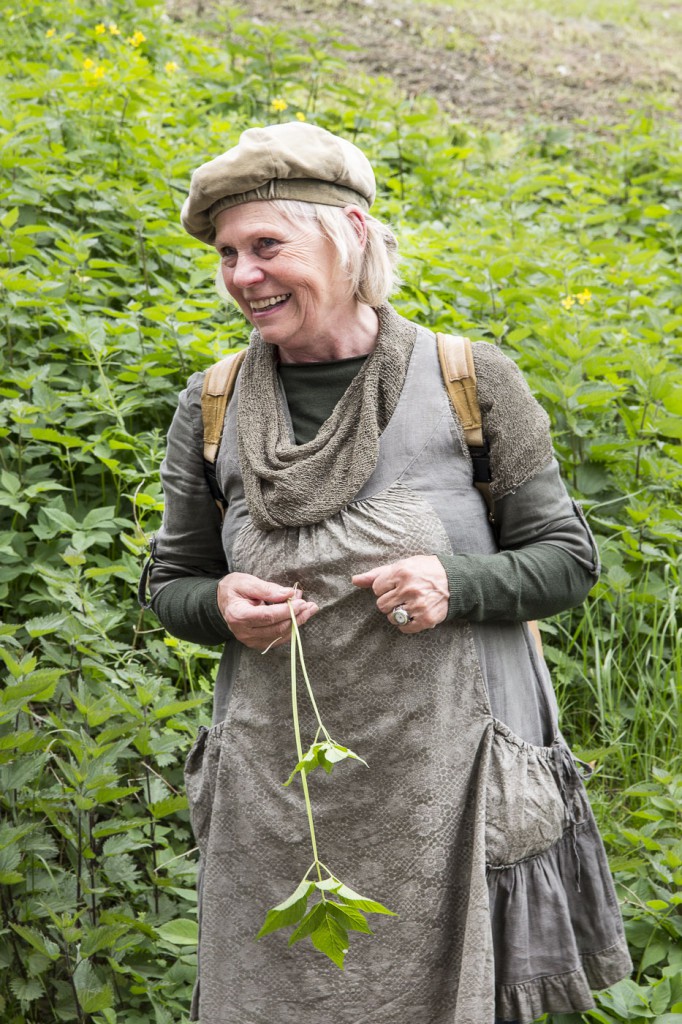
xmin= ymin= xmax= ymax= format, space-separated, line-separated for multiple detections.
xmin=201 ymin=348 xmax=247 ymax=464
xmin=436 ymin=333 xmax=492 ymax=516
xmin=436 ymin=332 xmax=484 ymax=447
xmin=436 ymin=333 xmax=543 ymax=656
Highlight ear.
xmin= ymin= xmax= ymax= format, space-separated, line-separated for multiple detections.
xmin=343 ymin=205 xmax=368 ymax=250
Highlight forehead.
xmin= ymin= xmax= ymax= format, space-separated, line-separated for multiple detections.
xmin=213 ymin=201 xmax=312 ymax=247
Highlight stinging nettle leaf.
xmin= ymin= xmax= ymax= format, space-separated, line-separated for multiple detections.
xmin=156 ymin=919 xmax=199 ymax=946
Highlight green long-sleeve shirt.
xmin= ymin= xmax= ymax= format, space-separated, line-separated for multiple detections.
xmin=150 ymin=356 xmax=598 ymax=645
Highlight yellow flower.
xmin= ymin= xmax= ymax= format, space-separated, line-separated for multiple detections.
xmin=577 ymin=288 xmax=592 ymax=305
xmin=83 ymin=58 xmax=95 ymax=70
xmin=45 ymin=27 xmax=56 ymax=38
xmin=296 ymin=111 xmax=306 ymax=122
xmin=164 ymin=60 xmax=178 ymax=74
xmin=560 ymin=295 xmax=575 ymax=310
xmin=127 ymin=29 xmax=146 ymax=47
xmin=95 ymin=23 xmax=106 ymax=34
xmin=93 ymin=66 xmax=106 ymax=80
xmin=271 ymin=98 xmax=288 ymax=112
xmin=108 ymin=23 xmax=120 ymax=35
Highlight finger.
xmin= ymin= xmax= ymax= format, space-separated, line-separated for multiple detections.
xmin=354 ymin=566 xmax=399 ymax=598
xmin=351 ymin=565 xmax=395 ymax=589
xmin=233 ymin=574 xmax=301 ymax=604
xmin=251 ymin=602 xmax=319 ymax=652
xmin=236 ymin=599 xmax=314 ymax=632
xmin=375 ymin=588 xmax=402 ymax=615
xmin=351 ymin=568 xmax=381 ymax=588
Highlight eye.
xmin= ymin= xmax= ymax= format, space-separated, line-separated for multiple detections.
xmin=220 ymin=246 xmax=237 ymax=267
xmin=256 ymin=237 xmax=280 ymax=257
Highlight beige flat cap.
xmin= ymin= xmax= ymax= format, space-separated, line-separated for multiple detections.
xmin=180 ymin=122 xmax=376 ymax=244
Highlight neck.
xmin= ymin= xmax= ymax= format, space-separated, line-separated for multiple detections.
xmin=277 ymin=303 xmax=380 ymax=365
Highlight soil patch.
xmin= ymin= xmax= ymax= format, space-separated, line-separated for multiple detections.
xmin=171 ymin=0 xmax=682 ymax=126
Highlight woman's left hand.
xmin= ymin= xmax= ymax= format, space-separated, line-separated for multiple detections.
xmin=352 ymin=555 xmax=449 ymax=633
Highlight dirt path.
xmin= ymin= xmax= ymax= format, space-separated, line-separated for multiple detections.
xmin=177 ymin=0 xmax=682 ymax=125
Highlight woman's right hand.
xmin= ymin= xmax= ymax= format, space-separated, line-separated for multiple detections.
xmin=217 ymin=573 xmax=318 ymax=651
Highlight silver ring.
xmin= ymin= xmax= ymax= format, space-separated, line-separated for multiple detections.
xmin=392 ymin=606 xmax=411 ymax=626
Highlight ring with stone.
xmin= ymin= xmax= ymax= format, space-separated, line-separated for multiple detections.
xmin=391 ymin=605 xmax=412 ymax=626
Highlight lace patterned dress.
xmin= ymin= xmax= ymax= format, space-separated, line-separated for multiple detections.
xmin=153 ymin=317 xmax=631 ymax=1024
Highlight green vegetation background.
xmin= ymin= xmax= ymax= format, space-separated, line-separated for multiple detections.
xmin=0 ymin=1 xmax=680 ymax=1021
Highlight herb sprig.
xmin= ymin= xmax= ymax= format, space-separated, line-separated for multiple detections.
xmin=256 ymin=595 xmax=396 ymax=968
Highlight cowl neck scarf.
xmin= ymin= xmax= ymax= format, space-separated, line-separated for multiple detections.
xmin=237 ymin=302 xmax=417 ymax=531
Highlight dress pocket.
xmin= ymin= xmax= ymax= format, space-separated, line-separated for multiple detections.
xmin=184 ymin=723 xmax=225 ymax=856
xmin=485 ymin=721 xmax=573 ymax=867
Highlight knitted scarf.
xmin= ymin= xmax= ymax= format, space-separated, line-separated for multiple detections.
xmin=237 ymin=303 xmax=417 ymax=531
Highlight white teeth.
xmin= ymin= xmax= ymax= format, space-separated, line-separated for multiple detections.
xmin=250 ymin=294 xmax=290 ymax=310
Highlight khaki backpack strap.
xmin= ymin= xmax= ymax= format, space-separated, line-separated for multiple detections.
xmin=201 ymin=348 xmax=247 ymax=464
xmin=436 ymin=333 xmax=484 ymax=448
xmin=436 ymin=332 xmax=492 ymax=514
xmin=436 ymin=333 xmax=543 ymax=657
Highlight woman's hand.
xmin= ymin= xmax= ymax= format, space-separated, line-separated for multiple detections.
xmin=217 ymin=573 xmax=318 ymax=651
xmin=352 ymin=555 xmax=449 ymax=634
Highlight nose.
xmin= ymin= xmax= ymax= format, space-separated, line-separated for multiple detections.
xmin=230 ymin=252 xmax=265 ymax=289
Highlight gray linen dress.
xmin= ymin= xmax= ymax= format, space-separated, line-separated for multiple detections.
xmin=151 ymin=318 xmax=631 ymax=1024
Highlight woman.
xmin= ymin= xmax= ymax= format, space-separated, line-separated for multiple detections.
xmin=145 ymin=122 xmax=631 ymax=1024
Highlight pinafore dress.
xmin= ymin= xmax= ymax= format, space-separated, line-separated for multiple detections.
xmin=184 ymin=328 xmax=631 ymax=1023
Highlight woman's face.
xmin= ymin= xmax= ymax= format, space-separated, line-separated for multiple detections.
xmin=213 ymin=202 xmax=359 ymax=362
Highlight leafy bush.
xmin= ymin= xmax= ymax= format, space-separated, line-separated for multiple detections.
xmin=0 ymin=0 xmax=680 ymax=1021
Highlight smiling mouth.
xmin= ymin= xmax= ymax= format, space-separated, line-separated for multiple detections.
xmin=250 ymin=293 xmax=291 ymax=313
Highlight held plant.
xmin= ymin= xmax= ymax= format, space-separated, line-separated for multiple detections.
xmin=256 ymin=597 xmax=396 ymax=968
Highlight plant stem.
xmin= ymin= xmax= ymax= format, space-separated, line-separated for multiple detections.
xmin=291 ymin=614 xmax=331 ymax=742
xmin=289 ymin=602 xmax=322 ymax=882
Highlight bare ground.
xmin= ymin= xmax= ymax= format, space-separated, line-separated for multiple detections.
xmin=170 ymin=0 xmax=682 ymax=125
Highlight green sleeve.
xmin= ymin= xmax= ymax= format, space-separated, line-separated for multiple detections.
xmin=438 ymin=544 xmax=593 ymax=622
xmin=438 ymin=460 xmax=599 ymax=622
xmin=152 ymin=577 xmax=232 ymax=646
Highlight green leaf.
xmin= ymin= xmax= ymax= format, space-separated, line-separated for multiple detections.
xmin=1 ymin=207 xmax=19 ymax=229
xmin=148 ymin=793 xmax=189 ymax=818
xmin=73 ymin=961 xmax=114 ymax=1014
xmin=650 ymin=978 xmax=671 ymax=1016
xmin=10 ymin=924 xmax=60 ymax=960
xmin=335 ymin=883 xmax=397 ymax=916
xmin=283 ymin=741 xmax=367 ymax=786
xmin=81 ymin=924 xmax=131 ymax=957
xmin=23 ymin=613 xmax=66 ymax=637
xmin=287 ymin=902 xmax=326 ymax=946
xmin=156 ymin=919 xmax=199 ymax=946
xmin=9 ymin=977 xmax=44 ymax=1004
xmin=30 ymin=428 xmax=86 ymax=449
xmin=325 ymin=900 xmax=373 ymax=934
xmin=640 ymin=940 xmax=668 ymax=971
xmin=310 ymin=908 xmax=349 ymax=969
xmin=257 ymin=879 xmax=315 ymax=938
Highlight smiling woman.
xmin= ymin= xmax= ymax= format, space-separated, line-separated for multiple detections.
xmin=143 ymin=122 xmax=631 ymax=1024
xmin=212 ymin=201 xmax=379 ymax=362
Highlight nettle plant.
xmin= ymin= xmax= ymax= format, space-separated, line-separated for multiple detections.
xmin=257 ymin=600 xmax=395 ymax=968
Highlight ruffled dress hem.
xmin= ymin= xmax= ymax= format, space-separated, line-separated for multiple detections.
xmin=496 ymin=940 xmax=633 ymax=1022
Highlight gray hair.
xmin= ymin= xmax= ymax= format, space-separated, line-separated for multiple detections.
xmin=214 ymin=199 xmax=400 ymax=307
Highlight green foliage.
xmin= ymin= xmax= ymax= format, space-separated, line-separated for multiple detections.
xmin=0 ymin=0 xmax=680 ymax=1019
xmin=257 ymin=875 xmax=395 ymax=970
